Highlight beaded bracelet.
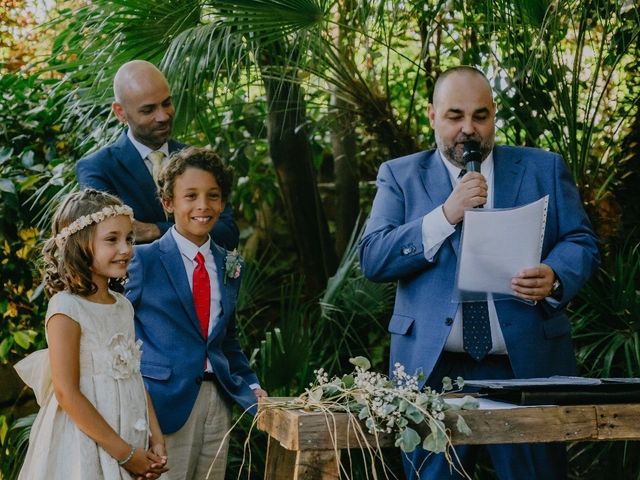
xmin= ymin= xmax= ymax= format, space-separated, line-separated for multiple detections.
xmin=117 ymin=445 xmax=136 ymax=466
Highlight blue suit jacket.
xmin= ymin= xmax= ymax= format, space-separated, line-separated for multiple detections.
xmin=76 ymin=131 xmax=239 ymax=249
xmin=125 ymin=231 xmax=259 ymax=434
xmin=359 ymin=146 xmax=600 ymax=382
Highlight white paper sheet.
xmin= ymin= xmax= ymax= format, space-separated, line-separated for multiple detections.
xmin=446 ymin=396 xmax=548 ymax=410
xmin=456 ymin=196 xmax=549 ymax=296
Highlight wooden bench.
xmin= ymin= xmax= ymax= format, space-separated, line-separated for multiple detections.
xmin=257 ymin=397 xmax=640 ymax=479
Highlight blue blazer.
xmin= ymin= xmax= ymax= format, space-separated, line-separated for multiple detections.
xmin=76 ymin=131 xmax=239 ymax=249
xmin=126 ymin=231 xmax=259 ymax=434
xmin=359 ymin=146 xmax=600 ymax=382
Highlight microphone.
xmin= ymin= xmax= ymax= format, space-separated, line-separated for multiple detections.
xmin=462 ymin=140 xmax=484 ymax=208
xmin=462 ymin=140 xmax=482 ymax=173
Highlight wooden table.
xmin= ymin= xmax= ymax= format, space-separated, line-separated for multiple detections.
xmin=256 ymin=397 xmax=640 ymax=479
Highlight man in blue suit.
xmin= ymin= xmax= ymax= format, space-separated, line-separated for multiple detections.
xmin=359 ymin=66 xmax=600 ymax=479
xmin=76 ymin=60 xmax=239 ymax=249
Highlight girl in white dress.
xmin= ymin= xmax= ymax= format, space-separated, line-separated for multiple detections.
xmin=14 ymin=189 xmax=168 ymax=479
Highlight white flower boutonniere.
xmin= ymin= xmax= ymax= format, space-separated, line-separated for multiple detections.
xmin=224 ymin=249 xmax=242 ymax=284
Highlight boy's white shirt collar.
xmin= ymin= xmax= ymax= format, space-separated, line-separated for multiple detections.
xmin=127 ymin=128 xmax=170 ymax=159
xmin=170 ymin=227 xmax=213 ymax=263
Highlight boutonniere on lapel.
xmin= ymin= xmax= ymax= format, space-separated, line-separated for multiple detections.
xmin=224 ymin=249 xmax=242 ymax=284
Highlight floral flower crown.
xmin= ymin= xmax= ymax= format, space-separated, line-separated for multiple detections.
xmin=54 ymin=204 xmax=134 ymax=248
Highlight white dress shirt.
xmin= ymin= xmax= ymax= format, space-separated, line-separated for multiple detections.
xmin=420 ymin=150 xmax=508 ymax=354
xmin=127 ymin=128 xmax=170 ymax=175
xmin=171 ymin=228 xmax=222 ymax=371
xmin=170 ymin=228 xmax=260 ymax=389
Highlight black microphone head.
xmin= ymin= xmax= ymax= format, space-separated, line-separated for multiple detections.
xmin=463 ymin=140 xmax=482 ymax=172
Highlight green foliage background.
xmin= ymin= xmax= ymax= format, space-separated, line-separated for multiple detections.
xmin=1 ymin=0 xmax=639 ymax=478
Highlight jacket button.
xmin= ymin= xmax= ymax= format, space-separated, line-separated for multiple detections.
xmin=445 ymin=317 xmax=453 ymax=326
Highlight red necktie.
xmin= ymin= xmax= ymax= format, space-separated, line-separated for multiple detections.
xmin=193 ymin=252 xmax=210 ymax=339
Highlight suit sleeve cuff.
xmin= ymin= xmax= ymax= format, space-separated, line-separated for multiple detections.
xmin=422 ymin=205 xmax=456 ymax=261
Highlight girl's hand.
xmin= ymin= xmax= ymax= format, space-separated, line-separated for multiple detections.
xmin=131 ymin=448 xmax=169 ymax=479
xmin=121 ymin=448 xmax=155 ymax=476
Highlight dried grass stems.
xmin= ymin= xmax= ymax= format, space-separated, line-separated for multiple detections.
xmin=211 ymin=357 xmax=478 ymax=479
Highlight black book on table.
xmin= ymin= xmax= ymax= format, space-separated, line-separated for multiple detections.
xmin=463 ymin=377 xmax=640 ymax=406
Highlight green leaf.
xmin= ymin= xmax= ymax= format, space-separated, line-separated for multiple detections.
xmin=349 ymin=356 xmax=371 ymax=371
xmin=20 ymin=150 xmax=35 ymax=168
xmin=403 ymin=403 xmax=425 ymax=424
xmin=0 ymin=337 xmax=12 ymax=360
xmin=458 ymin=395 xmax=479 ymax=410
xmin=423 ymin=418 xmax=447 ymax=453
xmin=0 ymin=415 xmax=8 ymax=444
xmin=395 ymin=426 xmax=421 ymax=452
xmin=456 ymin=414 xmax=472 ymax=436
xmin=0 ymin=146 xmax=13 ymax=165
xmin=0 ymin=178 xmax=15 ymax=193
xmin=358 ymin=406 xmax=370 ymax=420
xmin=13 ymin=331 xmax=34 ymax=349
xmin=441 ymin=376 xmax=453 ymax=391
xmin=381 ymin=403 xmax=398 ymax=416
xmin=341 ymin=373 xmax=354 ymax=389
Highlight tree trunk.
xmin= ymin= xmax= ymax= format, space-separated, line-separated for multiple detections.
xmin=331 ymin=96 xmax=359 ymax=258
xmin=260 ymin=61 xmax=338 ymax=295
xmin=331 ymin=0 xmax=359 ymax=258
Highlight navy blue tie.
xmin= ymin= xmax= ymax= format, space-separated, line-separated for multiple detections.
xmin=463 ymin=301 xmax=492 ymax=361
xmin=457 ymin=169 xmax=492 ymax=361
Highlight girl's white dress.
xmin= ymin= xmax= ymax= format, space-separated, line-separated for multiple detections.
xmin=14 ymin=291 xmax=149 ymax=479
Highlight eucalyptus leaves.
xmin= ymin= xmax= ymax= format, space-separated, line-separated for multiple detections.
xmin=301 ymin=356 xmax=478 ymax=454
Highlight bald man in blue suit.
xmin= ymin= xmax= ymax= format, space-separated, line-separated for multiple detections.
xmin=359 ymin=66 xmax=599 ymax=479
xmin=76 ymin=60 xmax=239 ymax=249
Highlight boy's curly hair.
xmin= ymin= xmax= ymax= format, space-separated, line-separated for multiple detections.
xmin=42 ymin=189 xmax=129 ymax=297
xmin=157 ymin=147 xmax=233 ymax=202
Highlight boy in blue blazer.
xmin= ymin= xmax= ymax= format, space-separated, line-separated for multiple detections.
xmin=126 ymin=147 xmax=265 ymax=479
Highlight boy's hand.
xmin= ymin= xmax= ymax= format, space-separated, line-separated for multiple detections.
xmin=146 ymin=447 xmax=169 ymax=476
xmin=253 ymin=388 xmax=268 ymax=400
xmin=149 ymin=442 xmax=167 ymax=464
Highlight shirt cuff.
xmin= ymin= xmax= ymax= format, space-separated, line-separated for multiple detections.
xmin=250 ymin=383 xmax=261 ymax=390
xmin=422 ymin=205 xmax=456 ymax=261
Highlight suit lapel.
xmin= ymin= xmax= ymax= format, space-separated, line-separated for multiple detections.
xmin=209 ymin=244 xmax=232 ymax=342
xmin=493 ymin=146 xmax=524 ymax=208
xmin=419 ymin=151 xmax=462 ymax=254
xmin=113 ymin=132 xmax=156 ymax=188
xmin=418 ymin=150 xmax=454 ymax=207
xmin=158 ymin=233 xmax=202 ymax=336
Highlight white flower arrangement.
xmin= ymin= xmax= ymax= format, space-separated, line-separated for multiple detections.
xmin=222 ymin=357 xmax=479 ymax=478
xmin=55 ymin=205 xmax=134 ymax=248
xmin=224 ymin=249 xmax=242 ymax=284
xmin=108 ymin=334 xmax=142 ymax=380
xmin=302 ymin=357 xmax=478 ymax=455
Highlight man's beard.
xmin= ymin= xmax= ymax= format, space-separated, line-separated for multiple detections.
xmin=436 ymin=133 xmax=493 ymax=168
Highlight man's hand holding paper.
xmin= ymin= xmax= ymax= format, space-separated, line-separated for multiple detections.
xmin=456 ymin=196 xmax=550 ymax=300
xmin=512 ymin=263 xmax=556 ymax=302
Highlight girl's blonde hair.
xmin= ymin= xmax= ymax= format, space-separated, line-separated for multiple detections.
xmin=42 ymin=189 xmax=131 ymax=297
